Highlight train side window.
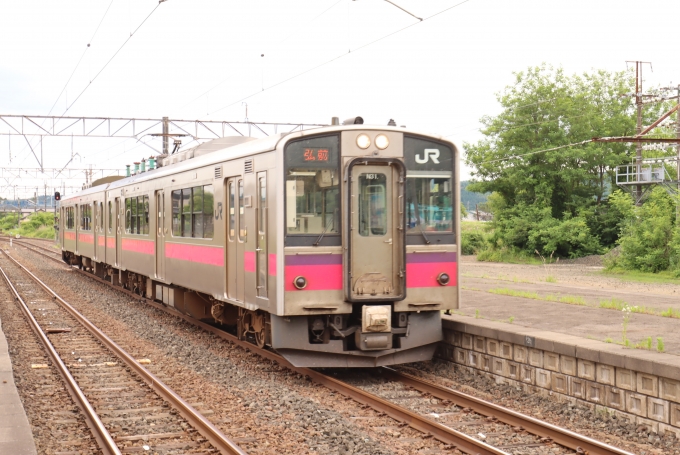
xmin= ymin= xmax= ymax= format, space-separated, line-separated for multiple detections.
xmin=228 ymin=182 xmax=235 ymax=241
xmin=125 ymin=198 xmax=131 ymax=234
xmin=131 ymin=197 xmax=138 ymax=234
xmin=99 ymin=202 xmax=104 ymax=230
xmin=182 ymin=189 xmax=191 ymax=237
xmin=137 ymin=196 xmax=148 ymax=235
xmin=203 ymin=185 xmax=214 ymax=239
xmin=238 ymin=179 xmax=245 ymax=242
xmin=171 ymin=190 xmax=181 ymax=236
xmin=108 ymin=201 xmax=112 ymax=232
xmin=192 ymin=186 xmax=203 ymax=238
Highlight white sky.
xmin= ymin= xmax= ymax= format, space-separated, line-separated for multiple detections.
xmin=1 ymin=0 xmax=680 ymax=198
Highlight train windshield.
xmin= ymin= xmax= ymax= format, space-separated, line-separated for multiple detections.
xmin=284 ymin=135 xmax=340 ymax=242
xmin=403 ymin=136 xmax=455 ymax=238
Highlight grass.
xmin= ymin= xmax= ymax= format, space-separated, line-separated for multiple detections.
xmin=545 ymin=275 xmax=557 ymax=283
xmin=660 ymin=308 xmax=680 ymax=319
xmin=0 ymin=212 xmax=56 ymax=239
xmin=477 ymin=248 xmax=543 ymax=265
xmin=488 ymin=287 xmax=586 ymax=306
xmin=461 ymin=221 xmax=489 ymax=233
xmin=558 ymin=295 xmax=586 ymax=306
xmin=488 ymin=288 xmax=540 ymax=300
xmin=600 ymin=268 xmax=680 ymax=285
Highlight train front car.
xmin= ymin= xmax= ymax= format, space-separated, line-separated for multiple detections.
xmin=272 ymin=125 xmax=460 ymax=367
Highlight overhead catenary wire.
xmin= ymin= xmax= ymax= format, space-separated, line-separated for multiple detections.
xmin=480 ymin=140 xmax=594 ymax=164
xmin=206 ymin=0 xmax=473 ymax=117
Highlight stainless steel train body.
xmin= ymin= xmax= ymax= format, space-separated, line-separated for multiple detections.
xmin=59 ymin=124 xmax=460 ymax=367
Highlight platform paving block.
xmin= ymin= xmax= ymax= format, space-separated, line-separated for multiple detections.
xmin=468 ymin=350 xmax=481 ymax=369
xmin=560 ymin=355 xmax=577 ymax=376
xmin=498 ymin=342 xmax=513 ymax=360
xmin=551 ymin=373 xmax=569 ymax=394
xmin=571 ymin=377 xmax=586 ymax=399
xmin=513 ymin=345 xmax=528 ymax=364
xmin=492 ymin=357 xmax=507 ymax=377
xmin=636 ymin=372 xmax=659 ymax=398
xmin=616 ymin=368 xmax=636 ymax=391
xmin=577 ymin=359 xmax=596 ymax=381
xmin=625 ymin=391 xmax=648 ymax=417
xmin=596 ymin=364 xmax=616 ymax=386
xmin=605 ymin=386 xmax=626 ymax=411
xmin=670 ymin=402 xmax=680 ymax=427
xmin=527 ymin=348 xmax=543 ymax=368
xmin=453 ymin=347 xmax=467 ymax=365
xmin=477 ymin=354 xmax=490 ymax=372
xmin=647 ymin=397 xmax=669 ymax=424
xmin=544 ymin=352 xmax=560 ymax=372
xmin=486 ymin=339 xmax=499 ymax=357
xmin=473 ymin=336 xmax=485 ymax=353
xmin=461 ymin=333 xmax=473 ymax=350
xmin=535 ymin=368 xmax=551 ymax=389
xmin=660 ymin=377 xmax=680 ymax=403
xmin=507 ymin=361 xmax=520 ymax=380
xmin=636 ymin=416 xmax=659 ymax=434
xmin=586 ymin=381 xmax=605 ymax=405
xmin=520 ymin=364 xmax=534 ymax=385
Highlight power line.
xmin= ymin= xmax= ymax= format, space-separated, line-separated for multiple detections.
xmin=207 ymin=0 xmax=473 ymax=117
xmin=61 ymin=2 xmax=162 ymax=118
xmin=480 ymin=140 xmax=593 ymax=164
xmin=175 ymin=0 xmax=345 ymax=115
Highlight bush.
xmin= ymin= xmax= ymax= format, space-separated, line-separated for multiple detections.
xmin=461 ymin=230 xmax=488 ymax=255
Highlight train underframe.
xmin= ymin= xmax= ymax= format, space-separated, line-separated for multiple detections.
xmin=63 ymin=251 xmax=443 ymax=368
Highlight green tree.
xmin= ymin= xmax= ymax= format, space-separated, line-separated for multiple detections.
xmin=465 ymin=64 xmax=673 ymax=258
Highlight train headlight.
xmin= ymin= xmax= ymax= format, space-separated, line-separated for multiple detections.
xmin=293 ymin=276 xmax=308 ymax=290
xmin=437 ymin=273 xmax=450 ymax=286
xmin=375 ymin=134 xmax=389 ymax=150
xmin=356 ymin=134 xmax=371 ymax=149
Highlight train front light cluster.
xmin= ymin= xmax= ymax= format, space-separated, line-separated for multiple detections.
xmin=375 ymin=134 xmax=389 ymax=150
xmin=356 ymin=133 xmax=390 ymax=150
xmin=356 ymin=134 xmax=371 ymax=149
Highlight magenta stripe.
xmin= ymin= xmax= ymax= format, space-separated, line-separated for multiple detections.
xmin=406 ymin=252 xmax=457 ymax=263
xmin=285 ymin=254 xmax=342 ymax=266
xmin=165 ymin=242 xmax=223 ymax=266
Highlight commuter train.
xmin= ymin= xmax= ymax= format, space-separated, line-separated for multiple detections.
xmin=59 ymin=119 xmax=460 ymax=367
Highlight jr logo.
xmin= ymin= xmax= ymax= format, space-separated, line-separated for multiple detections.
xmin=415 ymin=149 xmax=440 ymax=164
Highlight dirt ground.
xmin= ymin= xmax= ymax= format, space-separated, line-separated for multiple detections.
xmin=458 ymin=256 xmax=680 ymax=355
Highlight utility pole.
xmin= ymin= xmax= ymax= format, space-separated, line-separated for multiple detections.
xmin=677 ymin=84 xmax=680 ymax=221
xmin=34 ymin=188 xmax=37 ymax=212
xmin=162 ymin=116 xmax=169 ymax=155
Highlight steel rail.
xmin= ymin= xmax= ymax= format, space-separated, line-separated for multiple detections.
xmin=382 ymin=368 xmax=636 ymax=455
xmin=0 ymin=263 xmax=121 ymax=455
xmin=0 ymin=250 xmax=248 ymax=455
xmin=14 ymin=243 xmax=636 ymax=455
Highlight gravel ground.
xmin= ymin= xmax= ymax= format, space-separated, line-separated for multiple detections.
xmin=397 ymin=360 xmax=680 ymax=455
xmin=461 ymin=255 xmax=680 ymax=297
xmin=7 ymin=244 xmax=453 ymax=455
xmin=0 ymin=253 xmax=100 ymax=454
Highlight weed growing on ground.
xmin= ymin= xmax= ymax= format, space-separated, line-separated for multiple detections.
xmin=604 ymin=337 xmax=613 ymax=343
xmin=488 ymin=288 xmax=539 ymax=299
xmin=475 ymin=309 xmax=480 ymax=319
xmin=559 ymin=295 xmax=586 ymax=306
xmin=508 ymin=316 xmax=515 ymax=324
xmin=621 ymin=304 xmax=635 ymax=347
xmin=599 ymin=298 xmax=626 ymax=310
xmin=660 ymin=308 xmax=680 ymax=318
xmin=657 ymin=337 xmax=665 ymax=352
xmin=545 ymin=275 xmax=557 ymax=283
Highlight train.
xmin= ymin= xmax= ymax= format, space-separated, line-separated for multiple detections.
xmin=59 ymin=118 xmax=460 ymax=367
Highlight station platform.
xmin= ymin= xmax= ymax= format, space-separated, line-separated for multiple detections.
xmin=437 ymin=259 xmax=680 ymax=436
xmin=0 ymin=315 xmax=37 ymax=455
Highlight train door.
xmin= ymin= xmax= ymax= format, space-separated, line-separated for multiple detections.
xmin=226 ymin=177 xmax=245 ymax=302
xmin=256 ymin=172 xmax=267 ymax=300
xmin=93 ymin=201 xmax=99 ymax=261
xmin=348 ymin=161 xmax=405 ymax=300
xmin=155 ymin=190 xmax=165 ymax=280
xmin=115 ymin=197 xmax=122 ymax=267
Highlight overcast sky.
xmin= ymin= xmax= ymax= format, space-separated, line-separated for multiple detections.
xmin=1 ymin=0 xmax=679 ymax=198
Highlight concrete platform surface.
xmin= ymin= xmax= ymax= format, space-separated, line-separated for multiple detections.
xmin=0 ymin=315 xmax=37 ymax=455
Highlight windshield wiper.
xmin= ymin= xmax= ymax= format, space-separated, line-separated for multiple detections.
xmin=418 ymin=224 xmax=431 ymax=244
xmin=313 ymin=218 xmax=334 ymax=246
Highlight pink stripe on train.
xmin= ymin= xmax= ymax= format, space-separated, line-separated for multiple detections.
xmin=165 ymin=242 xmax=223 ymax=266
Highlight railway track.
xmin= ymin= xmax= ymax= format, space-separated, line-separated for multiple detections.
xmin=0 ymin=249 xmax=246 ymax=455
xmin=9 ymin=240 xmax=637 ymax=455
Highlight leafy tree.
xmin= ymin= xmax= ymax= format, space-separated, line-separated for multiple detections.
xmin=464 ymin=64 xmax=674 ymax=258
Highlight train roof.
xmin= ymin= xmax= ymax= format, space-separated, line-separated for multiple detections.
xmin=61 ymin=124 xmax=457 ymax=202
